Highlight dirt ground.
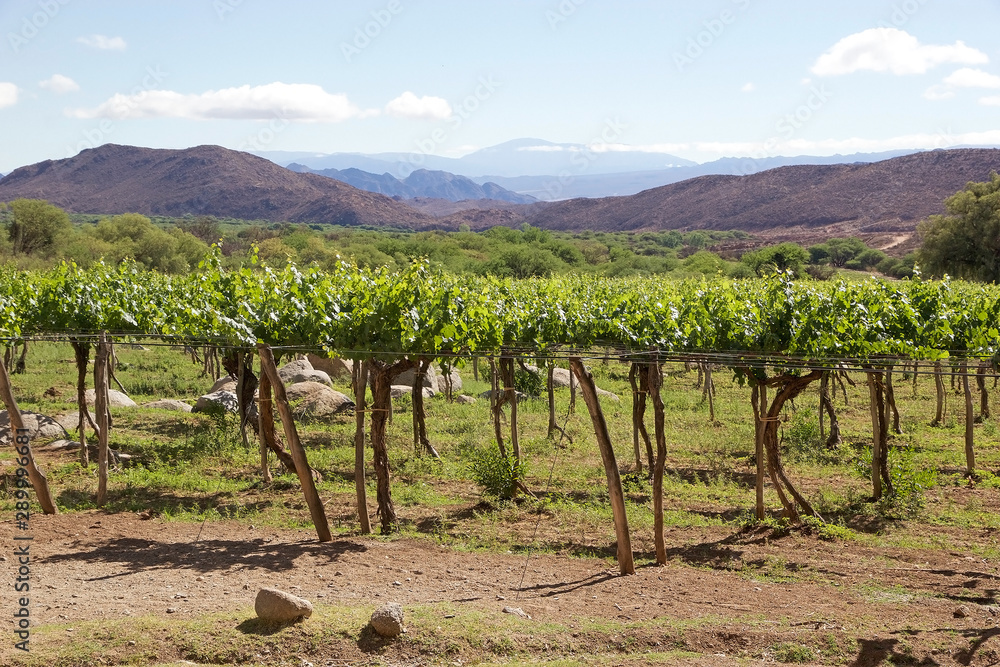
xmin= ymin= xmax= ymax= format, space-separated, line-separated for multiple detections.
xmin=2 ymin=512 xmax=999 ymax=666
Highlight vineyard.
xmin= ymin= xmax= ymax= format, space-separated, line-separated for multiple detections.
xmin=3 ymin=255 xmax=1000 ymax=665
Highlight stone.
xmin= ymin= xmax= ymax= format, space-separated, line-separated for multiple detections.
xmin=391 ymin=385 xmax=435 ymax=399
xmin=395 ymin=365 xmax=437 ymax=390
xmin=287 ymin=369 xmax=333 ymax=386
xmin=254 ymin=587 xmax=313 ymax=622
xmin=596 ymin=387 xmax=620 ymax=402
xmin=209 ymin=375 xmax=237 ymax=393
xmin=277 ymin=359 xmax=313 ymax=384
xmin=37 ymin=439 xmax=81 ymax=452
xmin=954 ymin=605 xmax=971 ymax=618
xmin=52 ymin=411 xmax=98 ymax=432
xmin=435 ymin=366 xmax=463 ymax=393
xmin=524 ymin=365 xmax=571 ymax=388
xmin=193 ymin=390 xmax=239 ymax=414
xmin=85 ymin=389 xmax=138 ymax=408
xmin=370 ymin=602 xmax=405 ymax=637
xmin=285 ymin=382 xmax=354 ymax=417
xmin=479 ymin=389 xmax=528 ymax=402
xmin=502 ymin=606 xmax=531 ymax=619
xmin=0 ymin=411 xmax=69 ymax=444
xmin=455 ymin=395 xmax=476 ymax=405
xmin=306 ymin=354 xmax=353 ymax=380
xmin=142 ymin=399 xmax=193 ymax=412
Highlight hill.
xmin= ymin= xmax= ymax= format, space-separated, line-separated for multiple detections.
xmin=522 ymin=149 xmax=1000 ymax=235
xmin=287 ymin=164 xmax=536 ymax=204
xmin=0 ymin=144 xmax=435 ymax=228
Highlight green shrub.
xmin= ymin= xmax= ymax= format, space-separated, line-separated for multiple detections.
xmin=469 ymin=448 xmax=527 ymax=500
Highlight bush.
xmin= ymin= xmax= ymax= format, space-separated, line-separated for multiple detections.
xmin=469 ymin=448 xmax=527 ymax=500
xmin=852 ymin=444 xmax=936 ymax=517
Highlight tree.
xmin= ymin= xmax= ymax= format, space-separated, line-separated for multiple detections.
xmin=918 ymin=172 xmax=1000 ymax=282
xmin=6 ymin=199 xmax=70 ymax=256
xmin=741 ymin=242 xmax=809 ymax=277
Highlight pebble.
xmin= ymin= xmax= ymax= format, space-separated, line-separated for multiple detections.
xmin=166 ymin=608 xmax=178 ymax=614
xmin=196 ymin=576 xmax=205 ymax=582
xmin=955 ymin=605 xmax=971 ymax=618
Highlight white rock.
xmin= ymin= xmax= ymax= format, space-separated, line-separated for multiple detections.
xmin=370 ymin=602 xmax=405 ymax=637
xmin=255 ymin=587 xmax=313 ymax=622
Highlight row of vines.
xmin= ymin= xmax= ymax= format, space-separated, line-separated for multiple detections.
xmin=2 ymin=252 xmax=1000 ymax=574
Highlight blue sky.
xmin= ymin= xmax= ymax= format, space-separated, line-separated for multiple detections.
xmin=1 ymin=0 xmax=999 ymax=174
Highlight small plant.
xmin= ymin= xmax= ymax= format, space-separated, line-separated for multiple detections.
xmin=852 ymin=444 xmax=936 ymax=518
xmin=802 ymin=515 xmax=857 ymax=541
xmin=469 ymin=448 xmax=527 ymax=500
xmin=772 ymin=642 xmax=815 ymax=663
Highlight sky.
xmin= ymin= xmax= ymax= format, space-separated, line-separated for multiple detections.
xmin=1 ymin=0 xmax=999 ymax=174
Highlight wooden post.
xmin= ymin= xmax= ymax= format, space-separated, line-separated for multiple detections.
xmin=648 ymin=360 xmax=667 ymax=566
xmin=0 ymin=355 xmax=58 ymax=514
xmin=95 ymin=332 xmax=111 ymax=506
xmin=258 ymin=344 xmax=332 ymax=542
xmin=753 ymin=382 xmax=766 ymax=520
xmin=255 ymin=349 xmax=273 ymax=484
xmin=867 ymin=371 xmax=883 ymax=501
xmin=569 ymin=357 xmax=635 ymax=575
xmin=354 ymin=359 xmax=372 ymax=534
xmin=963 ymin=362 xmax=976 ymax=475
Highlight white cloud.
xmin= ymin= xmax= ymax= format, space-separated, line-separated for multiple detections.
xmin=811 ymin=28 xmax=988 ymax=76
xmin=0 ymin=83 xmax=18 ymax=108
xmin=384 ymin=92 xmax=451 ymax=120
xmin=68 ymin=82 xmax=374 ymax=122
xmin=981 ymin=95 xmax=1000 ymax=106
xmin=741 ymin=82 xmax=755 ymax=93
xmin=922 ymin=85 xmax=955 ymax=101
xmin=77 ymin=34 xmax=127 ymax=51
xmin=39 ymin=74 xmax=80 ymax=94
xmin=943 ymin=67 xmax=1000 ymax=89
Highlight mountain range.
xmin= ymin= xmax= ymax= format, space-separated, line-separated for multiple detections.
xmin=286 ymin=164 xmax=535 ymax=204
xmin=1 ymin=144 xmax=998 ymax=243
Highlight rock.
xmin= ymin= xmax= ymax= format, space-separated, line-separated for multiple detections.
xmin=285 ymin=382 xmax=354 ymax=417
xmin=479 ymin=389 xmax=528 ymax=402
xmin=455 ymin=395 xmax=476 ymax=405
xmin=396 ymin=365 xmax=438 ymax=390
xmin=435 ymin=366 xmax=463 ymax=393
xmin=551 ymin=367 xmax=572 ymax=388
xmin=502 ymin=606 xmax=531 ymax=619
xmin=85 ymin=389 xmax=138 ymax=408
xmin=209 ymin=375 xmax=237 ymax=393
xmin=307 ymin=354 xmax=353 ymax=380
xmin=596 ymin=387 xmax=620 ymax=402
xmin=954 ymin=605 xmax=971 ymax=618
xmin=38 ymin=439 xmax=81 ymax=452
xmin=53 ymin=411 xmax=98 ymax=432
xmin=370 ymin=602 xmax=405 ymax=637
xmin=142 ymin=399 xmax=193 ymax=412
xmin=193 ymin=390 xmax=239 ymax=414
xmin=287 ymin=369 xmax=333 ymax=386
xmin=0 ymin=411 xmax=69 ymax=444
xmin=277 ymin=359 xmax=313 ymax=384
xmin=255 ymin=587 xmax=313 ymax=622
xmin=391 ymin=385 xmax=435 ymax=399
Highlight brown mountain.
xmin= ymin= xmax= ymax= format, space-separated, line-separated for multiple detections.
xmin=0 ymin=144 xmax=434 ymax=228
xmin=522 ymin=149 xmax=1000 ymax=234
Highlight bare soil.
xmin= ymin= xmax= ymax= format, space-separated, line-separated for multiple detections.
xmin=4 ymin=512 xmax=1000 ymax=666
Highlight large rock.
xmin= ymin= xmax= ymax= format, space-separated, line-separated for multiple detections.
xmin=285 ymin=382 xmax=354 ymax=416
xmin=370 ymin=602 xmax=405 ymax=637
xmin=391 ymin=385 xmax=434 ymax=399
xmin=53 ymin=411 xmax=98 ymax=432
xmin=142 ymin=399 xmax=193 ymax=412
xmin=395 ymin=365 xmax=437 ymax=390
xmin=435 ymin=366 xmax=463 ymax=393
xmin=254 ymin=588 xmax=313 ymax=622
xmin=193 ymin=390 xmax=238 ymax=413
xmin=277 ymin=359 xmax=313 ymax=384
xmin=596 ymin=387 xmax=620 ymax=402
xmin=0 ymin=411 xmax=69 ymax=444
xmin=524 ymin=365 xmax=572 ymax=388
xmin=307 ymin=354 xmax=353 ymax=380
xmin=85 ymin=389 xmax=138 ymax=408
xmin=209 ymin=375 xmax=237 ymax=393
xmin=455 ymin=395 xmax=476 ymax=405
xmin=286 ymin=369 xmax=333 ymax=386
xmin=479 ymin=389 xmax=528 ymax=402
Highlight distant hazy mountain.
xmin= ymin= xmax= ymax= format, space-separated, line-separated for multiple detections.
xmin=287 ymin=164 xmax=536 ymax=204
xmin=0 ymin=144 xmax=434 ymax=228
xmin=258 ymin=138 xmax=696 ymax=179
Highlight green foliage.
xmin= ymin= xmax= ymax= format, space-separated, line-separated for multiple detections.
xmin=741 ymin=242 xmax=809 ymax=277
xmin=853 ymin=445 xmax=938 ymax=518
xmin=468 ymin=448 xmax=527 ymax=500
xmin=87 ymin=213 xmax=210 ymax=272
xmin=5 ymin=198 xmax=71 ymax=256
xmin=918 ymin=172 xmax=1000 ymax=282
xmin=772 ymin=642 xmax=815 ymax=663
